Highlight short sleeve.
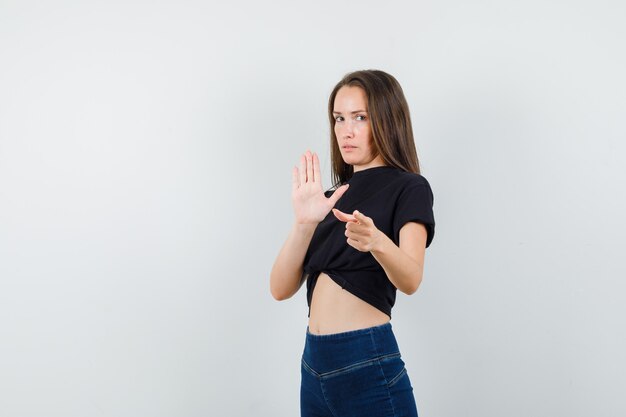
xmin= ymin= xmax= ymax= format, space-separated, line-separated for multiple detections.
xmin=392 ymin=179 xmax=435 ymax=248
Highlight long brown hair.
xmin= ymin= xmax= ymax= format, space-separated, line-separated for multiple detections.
xmin=328 ymin=69 xmax=420 ymax=189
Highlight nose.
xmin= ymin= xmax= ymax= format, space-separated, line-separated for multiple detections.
xmin=337 ymin=119 xmax=355 ymax=139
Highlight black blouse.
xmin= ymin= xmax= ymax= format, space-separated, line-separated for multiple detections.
xmin=302 ymin=165 xmax=435 ymax=318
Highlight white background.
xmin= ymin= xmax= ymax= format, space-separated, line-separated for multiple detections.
xmin=1 ymin=1 xmax=625 ymax=416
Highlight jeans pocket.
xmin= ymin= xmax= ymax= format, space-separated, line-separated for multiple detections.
xmin=379 ymin=353 xmax=408 ymax=388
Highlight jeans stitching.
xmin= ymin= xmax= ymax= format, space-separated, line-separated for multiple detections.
xmin=320 ymin=379 xmax=339 ymax=417
xmin=301 ymin=358 xmax=319 ymax=378
xmin=302 ymin=359 xmax=338 ymax=417
xmin=316 ymin=352 xmax=401 ymax=378
xmin=370 ymin=330 xmax=398 ymax=417
xmin=388 ymin=367 xmax=407 ymax=387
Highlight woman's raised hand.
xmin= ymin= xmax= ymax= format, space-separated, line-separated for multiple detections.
xmin=292 ymin=150 xmax=350 ymax=225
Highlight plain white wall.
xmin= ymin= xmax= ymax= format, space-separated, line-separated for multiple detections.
xmin=1 ymin=1 xmax=625 ymax=416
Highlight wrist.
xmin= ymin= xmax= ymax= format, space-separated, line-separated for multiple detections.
xmin=293 ymin=221 xmax=318 ymax=233
xmin=370 ymin=230 xmax=392 ymax=255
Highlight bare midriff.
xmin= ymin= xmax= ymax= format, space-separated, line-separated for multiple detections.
xmin=308 ymin=272 xmax=391 ymax=335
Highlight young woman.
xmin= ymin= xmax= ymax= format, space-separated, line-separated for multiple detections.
xmin=270 ymin=69 xmax=435 ymax=417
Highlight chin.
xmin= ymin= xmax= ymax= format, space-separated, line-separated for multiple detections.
xmin=341 ymin=153 xmax=358 ymax=161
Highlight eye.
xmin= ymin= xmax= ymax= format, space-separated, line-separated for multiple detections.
xmin=356 ymin=115 xmax=367 ymax=121
xmin=334 ymin=116 xmax=344 ymax=122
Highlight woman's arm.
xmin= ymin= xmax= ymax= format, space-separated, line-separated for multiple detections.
xmin=370 ymin=221 xmax=428 ymax=295
xmin=334 ymin=209 xmax=428 ymax=295
xmin=269 ymin=221 xmax=318 ymax=301
xmin=271 ymin=150 xmax=350 ymax=301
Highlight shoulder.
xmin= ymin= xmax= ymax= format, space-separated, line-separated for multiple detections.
xmin=395 ymin=170 xmax=432 ymax=190
xmin=393 ymin=171 xmax=434 ymax=206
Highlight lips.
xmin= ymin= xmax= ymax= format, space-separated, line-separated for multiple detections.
xmin=342 ymin=146 xmax=357 ymax=149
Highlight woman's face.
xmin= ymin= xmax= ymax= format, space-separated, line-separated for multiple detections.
xmin=333 ymin=86 xmax=385 ymax=171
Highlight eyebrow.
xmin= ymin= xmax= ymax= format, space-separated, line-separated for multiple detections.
xmin=332 ymin=110 xmax=367 ymax=114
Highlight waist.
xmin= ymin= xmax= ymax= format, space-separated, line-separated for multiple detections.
xmin=302 ymin=322 xmax=400 ymax=375
xmin=308 ymin=271 xmax=390 ymax=334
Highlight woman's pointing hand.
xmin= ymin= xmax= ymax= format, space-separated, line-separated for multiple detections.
xmin=332 ymin=209 xmax=384 ymax=253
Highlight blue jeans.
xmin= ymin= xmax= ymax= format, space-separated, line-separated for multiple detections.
xmin=300 ymin=322 xmax=419 ymax=417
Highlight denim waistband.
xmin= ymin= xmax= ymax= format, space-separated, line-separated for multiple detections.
xmin=302 ymin=322 xmax=400 ymax=375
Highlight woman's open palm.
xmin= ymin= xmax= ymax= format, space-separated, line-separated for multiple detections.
xmin=292 ymin=150 xmax=350 ymax=224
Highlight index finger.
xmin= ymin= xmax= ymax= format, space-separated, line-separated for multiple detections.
xmin=332 ymin=208 xmax=357 ymax=223
xmin=353 ymin=210 xmax=369 ymax=225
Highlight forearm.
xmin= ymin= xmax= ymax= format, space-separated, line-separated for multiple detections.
xmin=370 ymin=233 xmax=423 ymax=295
xmin=270 ymin=221 xmax=318 ymax=300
